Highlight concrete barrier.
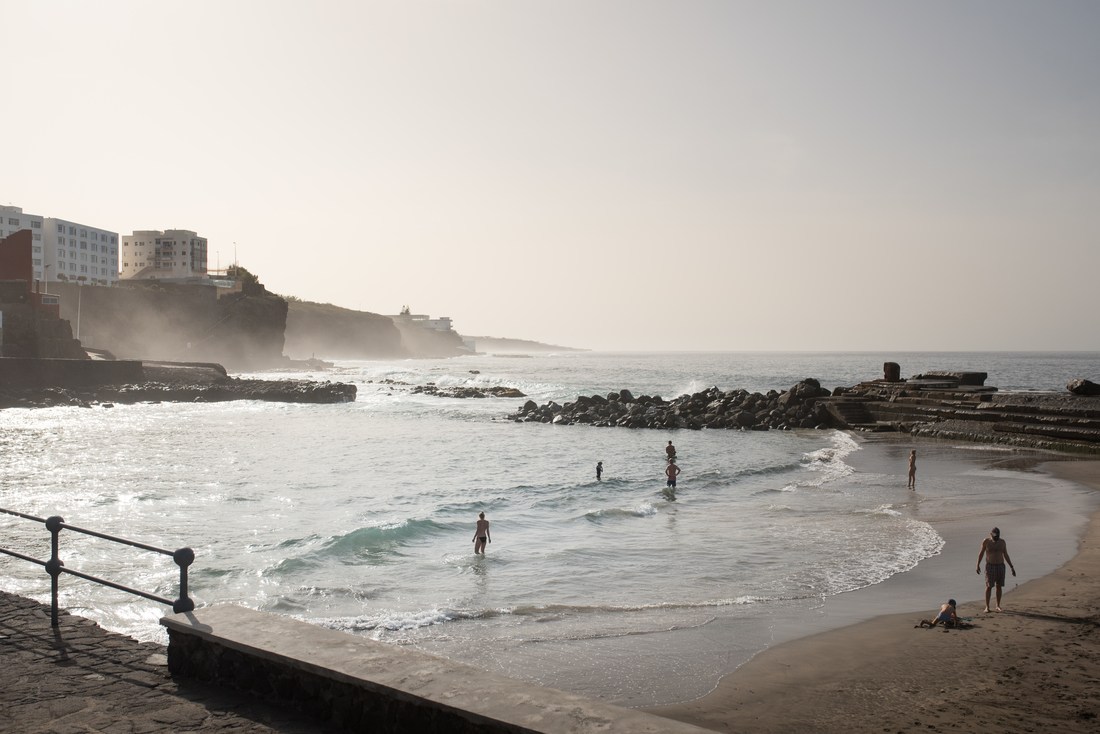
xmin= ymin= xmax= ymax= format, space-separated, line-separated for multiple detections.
xmin=162 ymin=605 xmax=714 ymax=733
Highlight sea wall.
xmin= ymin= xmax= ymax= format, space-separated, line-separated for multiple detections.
xmin=162 ymin=605 xmax=712 ymax=734
xmin=0 ymin=357 xmax=142 ymax=387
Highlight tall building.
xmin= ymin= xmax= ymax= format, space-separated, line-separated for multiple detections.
xmin=0 ymin=205 xmax=119 ymax=286
xmin=120 ymin=230 xmax=208 ymax=281
xmin=0 ymin=205 xmax=45 ymax=282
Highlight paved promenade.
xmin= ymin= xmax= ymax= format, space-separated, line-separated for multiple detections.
xmin=0 ymin=589 xmax=337 ymax=733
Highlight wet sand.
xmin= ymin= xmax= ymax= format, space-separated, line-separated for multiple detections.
xmin=648 ymin=448 xmax=1100 ymax=733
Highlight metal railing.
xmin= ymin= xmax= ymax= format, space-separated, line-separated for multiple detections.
xmin=0 ymin=507 xmax=195 ymax=626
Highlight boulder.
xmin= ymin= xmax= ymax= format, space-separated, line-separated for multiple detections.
xmin=1067 ymin=378 xmax=1100 ymax=396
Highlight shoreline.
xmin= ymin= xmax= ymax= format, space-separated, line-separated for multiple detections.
xmin=648 ymin=450 xmax=1100 ymax=732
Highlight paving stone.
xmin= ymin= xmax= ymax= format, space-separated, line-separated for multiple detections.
xmin=0 ymin=589 xmax=339 ymax=733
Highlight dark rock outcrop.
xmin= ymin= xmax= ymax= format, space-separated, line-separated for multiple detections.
xmin=412 ymin=384 xmax=526 ymax=399
xmin=510 ymin=379 xmax=833 ymax=431
xmin=1068 ymin=378 xmax=1100 ymax=396
xmin=0 ymin=360 xmax=356 ymax=410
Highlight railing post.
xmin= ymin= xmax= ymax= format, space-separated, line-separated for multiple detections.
xmin=44 ymin=516 xmax=65 ymax=627
xmin=172 ymin=547 xmax=195 ymax=613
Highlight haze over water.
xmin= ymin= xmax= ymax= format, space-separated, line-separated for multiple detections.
xmin=1 ymin=351 xmax=1097 ymax=706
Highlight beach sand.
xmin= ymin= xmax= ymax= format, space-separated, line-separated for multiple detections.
xmin=648 ymin=446 xmax=1100 ymax=733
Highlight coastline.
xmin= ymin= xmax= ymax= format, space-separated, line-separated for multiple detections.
xmin=648 ymin=447 xmax=1100 ymax=732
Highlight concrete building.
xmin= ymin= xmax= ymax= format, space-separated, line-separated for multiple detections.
xmin=0 ymin=205 xmax=119 ymax=287
xmin=392 ymin=305 xmax=454 ymax=332
xmin=120 ymin=230 xmax=208 ymax=281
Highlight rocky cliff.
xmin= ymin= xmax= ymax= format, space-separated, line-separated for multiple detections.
xmin=283 ymin=300 xmax=404 ymax=359
xmin=284 ymin=300 xmax=471 ymax=360
xmin=53 ymin=280 xmax=287 ymax=371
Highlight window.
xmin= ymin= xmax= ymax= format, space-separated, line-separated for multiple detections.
xmin=80 ymin=241 xmax=87 ymax=249
xmin=80 ymin=229 xmax=87 ymax=237
xmin=57 ymin=223 xmax=64 ymax=232
xmin=68 ymin=226 xmax=75 ymax=235
xmin=32 ymin=220 xmax=41 ymax=228
xmin=6 ymin=217 xmax=17 ymax=225
xmin=33 ymin=233 xmax=41 ymax=240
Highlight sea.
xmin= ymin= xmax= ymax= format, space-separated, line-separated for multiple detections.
xmin=2 ymin=351 xmax=1098 ymax=707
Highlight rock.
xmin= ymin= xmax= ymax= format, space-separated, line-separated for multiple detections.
xmin=1067 ymin=378 xmax=1100 ymax=396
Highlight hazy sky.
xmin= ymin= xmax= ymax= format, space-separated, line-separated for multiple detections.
xmin=5 ymin=1 xmax=1098 ymax=351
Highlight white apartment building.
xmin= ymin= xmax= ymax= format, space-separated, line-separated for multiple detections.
xmin=0 ymin=205 xmax=119 ymax=286
xmin=120 ymin=230 xmax=208 ymax=280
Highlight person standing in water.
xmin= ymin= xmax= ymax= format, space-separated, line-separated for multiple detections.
xmin=976 ymin=527 xmax=1016 ymax=612
xmin=596 ymin=461 xmax=603 ymax=481
xmin=665 ymin=458 xmax=681 ymax=489
xmin=908 ymin=449 xmax=917 ymax=489
xmin=472 ymin=512 xmax=491 ymax=555
xmin=666 ymin=440 xmax=676 ymax=461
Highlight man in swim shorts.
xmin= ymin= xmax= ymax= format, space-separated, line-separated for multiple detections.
xmin=665 ymin=458 xmax=680 ymax=489
xmin=666 ymin=440 xmax=677 ymax=461
xmin=976 ymin=527 xmax=1016 ymax=612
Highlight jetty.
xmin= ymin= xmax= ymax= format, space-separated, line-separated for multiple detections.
xmin=511 ymin=364 xmax=1100 ymax=455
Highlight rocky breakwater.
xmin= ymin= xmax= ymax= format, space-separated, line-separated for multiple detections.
xmin=511 ymin=379 xmax=835 ymax=430
xmin=0 ymin=361 xmax=356 ymax=410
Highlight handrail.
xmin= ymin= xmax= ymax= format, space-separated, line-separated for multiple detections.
xmin=0 ymin=507 xmax=195 ymax=626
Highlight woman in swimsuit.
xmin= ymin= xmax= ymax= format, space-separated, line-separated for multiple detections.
xmin=472 ymin=512 xmax=491 ymax=555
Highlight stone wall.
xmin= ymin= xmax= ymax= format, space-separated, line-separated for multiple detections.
xmin=162 ymin=605 xmax=712 ymax=734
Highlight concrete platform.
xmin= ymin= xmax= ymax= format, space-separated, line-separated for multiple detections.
xmin=162 ymin=604 xmax=716 ymax=733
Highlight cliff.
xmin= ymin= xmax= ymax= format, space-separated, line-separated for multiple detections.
xmin=284 ymin=300 xmax=471 ymax=360
xmin=284 ymin=300 xmax=404 ymax=359
xmin=53 ymin=280 xmax=287 ymax=371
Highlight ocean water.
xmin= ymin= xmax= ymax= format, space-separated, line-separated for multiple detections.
xmin=1 ymin=351 xmax=1098 ymax=707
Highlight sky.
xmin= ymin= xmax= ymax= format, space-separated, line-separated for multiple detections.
xmin=4 ymin=0 xmax=1099 ymax=352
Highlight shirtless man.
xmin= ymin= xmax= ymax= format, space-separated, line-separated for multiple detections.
xmin=976 ymin=527 xmax=1016 ymax=612
xmin=665 ymin=458 xmax=681 ymax=489
xmin=907 ymin=449 xmax=917 ymax=489
xmin=472 ymin=512 xmax=491 ymax=555
xmin=666 ymin=440 xmax=676 ymax=461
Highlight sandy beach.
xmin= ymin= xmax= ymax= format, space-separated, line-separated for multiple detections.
xmin=648 ymin=446 xmax=1100 ymax=733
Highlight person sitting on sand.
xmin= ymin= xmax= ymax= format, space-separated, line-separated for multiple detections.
xmin=916 ymin=599 xmax=958 ymax=629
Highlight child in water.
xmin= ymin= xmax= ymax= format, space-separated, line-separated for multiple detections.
xmin=916 ymin=599 xmax=958 ymax=629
